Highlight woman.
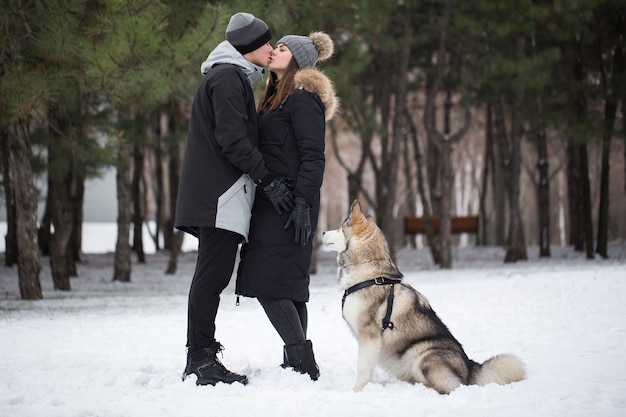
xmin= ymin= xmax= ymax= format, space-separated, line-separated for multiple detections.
xmin=236 ymin=32 xmax=338 ymax=380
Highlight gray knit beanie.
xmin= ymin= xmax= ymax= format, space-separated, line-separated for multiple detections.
xmin=277 ymin=32 xmax=334 ymax=69
xmin=225 ymin=12 xmax=272 ymax=55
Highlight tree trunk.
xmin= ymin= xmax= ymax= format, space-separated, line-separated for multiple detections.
xmin=346 ymin=172 xmax=362 ymax=206
xmin=485 ymin=96 xmax=507 ymax=247
xmin=528 ymin=7 xmax=551 ymax=258
xmin=505 ymin=38 xmax=528 ymax=262
xmin=48 ymin=142 xmax=74 ymax=291
xmin=1 ymin=128 xmax=18 ymax=267
xmin=579 ymin=145 xmax=594 ymax=259
xmin=406 ymin=108 xmax=442 ymax=265
xmin=378 ymin=18 xmax=410 ymax=257
xmin=478 ymin=101 xmax=492 ymax=246
xmin=162 ymin=112 xmax=175 ymax=252
xmin=566 ymin=143 xmax=584 ymax=250
xmin=403 ymin=112 xmax=417 ymax=249
xmin=165 ymin=230 xmax=184 ymax=275
xmin=330 ymin=104 xmax=372 ymax=208
xmin=9 ymin=121 xmax=43 ymax=300
xmin=132 ymin=142 xmax=146 ymax=263
xmin=494 ymin=98 xmax=527 ymax=263
xmin=113 ymin=135 xmax=133 ymax=282
xmin=427 ymin=138 xmax=443 ymax=216
xmin=437 ymin=90 xmax=456 ymax=269
xmin=534 ymin=123 xmax=551 ymax=257
xmin=154 ymin=113 xmax=166 ymax=252
xmin=567 ymin=35 xmax=588 ymax=252
xmin=623 ymin=58 xmax=626 ymax=200
xmin=69 ymin=174 xmax=85 ymax=272
xmin=422 ymin=5 xmax=449 ymax=267
xmin=492 ymin=127 xmax=507 ymax=247
xmin=165 ymin=135 xmax=183 ymax=273
xmin=595 ymin=21 xmax=622 ymax=258
xmin=38 ymin=181 xmax=52 ymax=257
xmin=596 ymin=100 xmax=616 ymax=258
xmin=421 ymin=2 xmax=472 ymax=268
xmin=439 ymin=140 xmax=453 ymax=268
xmin=372 ymin=68 xmax=392 ymax=238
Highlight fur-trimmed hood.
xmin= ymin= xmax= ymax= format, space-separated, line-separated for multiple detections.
xmin=294 ymin=68 xmax=339 ymax=121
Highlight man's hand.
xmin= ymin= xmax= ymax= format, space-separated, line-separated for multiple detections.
xmin=262 ymin=178 xmax=294 ymax=215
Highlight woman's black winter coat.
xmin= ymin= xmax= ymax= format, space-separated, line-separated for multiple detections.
xmin=236 ymin=68 xmax=338 ymax=302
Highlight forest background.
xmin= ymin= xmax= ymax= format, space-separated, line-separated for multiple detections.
xmin=1 ymin=0 xmax=625 ymax=300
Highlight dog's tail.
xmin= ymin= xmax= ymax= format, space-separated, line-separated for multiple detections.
xmin=470 ymin=354 xmax=526 ymax=386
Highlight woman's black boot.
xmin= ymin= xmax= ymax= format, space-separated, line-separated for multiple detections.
xmin=283 ymin=340 xmax=320 ymax=380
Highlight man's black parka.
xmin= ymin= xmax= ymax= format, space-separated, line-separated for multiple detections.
xmin=175 ymin=41 xmax=271 ymax=240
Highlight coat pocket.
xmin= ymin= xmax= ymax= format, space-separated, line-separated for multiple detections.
xmin=216 ymin=174 xmax=256 ymax=240
xmin=262 ymin=125 xmax=292 ymax=146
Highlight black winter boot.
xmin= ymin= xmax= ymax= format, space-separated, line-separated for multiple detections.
xmin=281 ymin=346 xmax=289 ymax=369
xmin=182 ymin=341 xmax=248 ymax=386
xmin=283 ymin=340 xmax=320 ymax=380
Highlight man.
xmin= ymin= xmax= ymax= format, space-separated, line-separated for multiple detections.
xmin=175 ymin=12 xmax=294 ymax=386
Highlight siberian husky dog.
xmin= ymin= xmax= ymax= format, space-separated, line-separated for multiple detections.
xmin=322 ymin=200 xmax=526 ymax=394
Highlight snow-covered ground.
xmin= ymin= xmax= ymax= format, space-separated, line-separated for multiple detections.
xmin=1 ymin=223 xmax=625 ymax=417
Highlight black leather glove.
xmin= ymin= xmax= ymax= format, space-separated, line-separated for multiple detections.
xmin=284 ymin=197 xmax=311 ymax=246
xmin=262 ymin=177 xmax=294 ymax=215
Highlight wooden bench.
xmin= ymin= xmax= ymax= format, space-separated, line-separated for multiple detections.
xmin=404 ymin=215 xmax=479 ymax=235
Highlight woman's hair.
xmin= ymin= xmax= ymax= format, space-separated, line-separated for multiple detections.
xmin=258 ymin=58 xmax=300 ymax=113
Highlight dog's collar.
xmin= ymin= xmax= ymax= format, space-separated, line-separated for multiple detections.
xmin=342 ymin=277 xmax=402 ymax=331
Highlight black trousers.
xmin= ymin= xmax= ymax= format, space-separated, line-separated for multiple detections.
xmin=187 ymin=227 xmax=242 ymax=350
xmin=257 ymin=297 xmax=308 ymax=345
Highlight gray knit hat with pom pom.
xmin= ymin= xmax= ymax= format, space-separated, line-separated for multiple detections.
xmin=277 ymin=32 xmax=334 ymax=69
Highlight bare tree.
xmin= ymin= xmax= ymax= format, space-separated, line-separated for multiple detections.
xmin=422 ymin=1 xmax=472 ymax=268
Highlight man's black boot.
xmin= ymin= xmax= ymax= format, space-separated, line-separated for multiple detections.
xmin=182 ymin=341 xmax=248 ymax=386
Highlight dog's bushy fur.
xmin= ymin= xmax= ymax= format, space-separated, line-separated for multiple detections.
xmin=322 ymin=200 xmax=526 ymax=394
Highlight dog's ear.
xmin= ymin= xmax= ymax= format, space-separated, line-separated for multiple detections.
xmin=349 ymin=200 xmax=368 ymax=230
xmin=350 ymin=199 xmax=361 ymax=216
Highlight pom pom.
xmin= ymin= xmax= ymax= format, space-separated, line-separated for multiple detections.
xmin=309 ymin=32 xmax=334 ymax=61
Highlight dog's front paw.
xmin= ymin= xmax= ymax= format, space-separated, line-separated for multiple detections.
xmin=352 ymin=381 xmax=367 ymax=392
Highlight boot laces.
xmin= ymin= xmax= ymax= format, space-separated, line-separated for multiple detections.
xmin=208 ymin=343 xmax=239 ymax=376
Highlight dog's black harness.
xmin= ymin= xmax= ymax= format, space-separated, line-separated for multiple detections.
xmin=342 ymin=277 xmax=402 ymax=331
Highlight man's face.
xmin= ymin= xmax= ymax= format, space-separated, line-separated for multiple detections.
xmin=243 ymin=42 xmax=274 ymax=67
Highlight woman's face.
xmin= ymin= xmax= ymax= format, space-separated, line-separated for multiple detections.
xmin=268 ymin=44 xmax=293 ymax=78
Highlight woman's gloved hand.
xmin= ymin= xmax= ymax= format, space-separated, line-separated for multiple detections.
xmin=284 ymin=197 xmax=311 ymax=246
